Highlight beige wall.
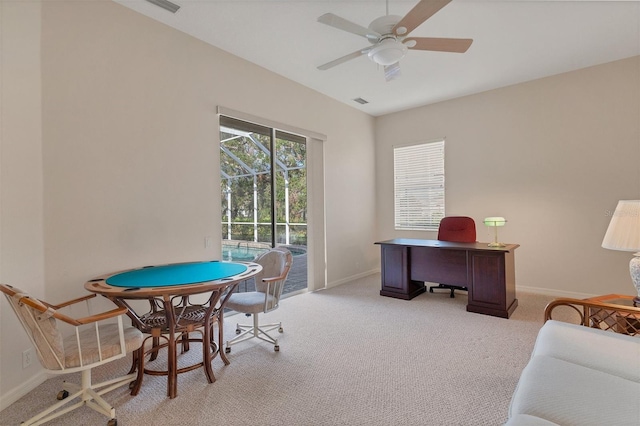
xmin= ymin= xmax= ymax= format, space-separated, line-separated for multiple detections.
xmin=38 ymin=0 xmax=377 ymax=300
xmin=2 ymin=0 xmax=638 ymax=410
xmin=1 ymin=0 xmax=377 ymax=407
xmin=0 ymin=0 xmax=48 ymax=406
xmin=375 ymin=56 xmax=640 ymax=296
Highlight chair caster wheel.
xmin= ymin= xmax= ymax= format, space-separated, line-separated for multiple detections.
xmin=278 ymin=327 xmax=283 ymax=333
xmin=57 ymin=390 xmax=69 ymax=400
xmin=429 ymin=288 xmax=434 ymax=293
xmin=274 ymin=345 xmax=279 ymax=352
xmin=107 ymin=418 xmax=117 ymax=426
xmin=225 ymin=347 xmax=231 ymax=354
xmin=235 ymin=329 xmax=241 ymax=335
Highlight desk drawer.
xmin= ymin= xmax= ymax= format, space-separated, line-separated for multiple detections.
xmin=410 ymin=247 xmax=467 ymax=287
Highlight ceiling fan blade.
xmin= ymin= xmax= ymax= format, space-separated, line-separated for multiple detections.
xmin=404 ymin=37 xmax=473 ymax=53
xmin=393 ymin=0 xmax=452 ymax=36
xmin=317 ymin=48 xmax=372 ymax=71
xmin=318 ymin=13 xmax=380 ymax=41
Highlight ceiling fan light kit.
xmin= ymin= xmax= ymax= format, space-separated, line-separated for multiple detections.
xmin=368 ymin=38 xmax=407 ymax=66
xmin=316 ymin=0 xmax=472 ymax=80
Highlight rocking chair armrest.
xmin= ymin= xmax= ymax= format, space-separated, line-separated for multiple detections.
xmin=0 ymin=285 xmax=96 ymax=311
xmin=46 ymin=293 xmax=97 ymax=310
xmin=54 ymin=306 xmax=130 ymax=326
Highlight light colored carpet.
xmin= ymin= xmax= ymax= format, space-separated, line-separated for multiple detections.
xmin=1 ymin=274 xmax=559 ymax=426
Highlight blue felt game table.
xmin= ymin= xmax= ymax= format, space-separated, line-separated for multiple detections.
xmin=86 ymin=261 xmax=260 ymax=297
xmin=105 ymin=261 xmax=249 ymax=288
xmin=85 ymin=260 xmax=262 ymax=398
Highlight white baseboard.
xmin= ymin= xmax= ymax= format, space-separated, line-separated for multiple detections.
xmin=327 ymin=269 xmax=379 ymax=289
xmin=0 ymin=369 xmax=48 ymax=411
xmin=326 ymin=271 xmax=597 ymax=300
xmin=515 ymin=285 xmax=596 ymax=299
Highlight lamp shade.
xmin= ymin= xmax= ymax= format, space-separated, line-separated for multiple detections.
xmin=602 ymin=200 xmax=640 ymax=252
xmin=483 ymin=217 xmax=506 ymax=227
xmin=368 ymin=39 xmax=407 ymax=66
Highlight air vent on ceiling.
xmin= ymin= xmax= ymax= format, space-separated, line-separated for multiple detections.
xmin=145 ymin=0 xmax=180 ymax=13
xmin=353 ymin=97 xmax=369 ymax=105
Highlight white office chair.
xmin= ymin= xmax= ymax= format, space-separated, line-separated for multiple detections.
xmin=0 ymin=284 xmax=143 ymax=426
xmin=225 ymin=247 xmax=292 ymax=352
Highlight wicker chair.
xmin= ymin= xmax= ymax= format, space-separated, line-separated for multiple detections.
xmin=225 ymin=247 xmax=293 ymax=352
xmin=0 ymin=284 xmax=143 ymax=426
xmin=545 ymin=296 xmax=640 ymax=336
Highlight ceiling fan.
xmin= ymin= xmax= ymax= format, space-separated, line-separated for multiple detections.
xmin=316 ymin=0 xmax=473 ymax=81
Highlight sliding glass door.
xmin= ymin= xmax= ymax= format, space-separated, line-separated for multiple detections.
xmin=219 ymin=116 xmax=307 ymax=293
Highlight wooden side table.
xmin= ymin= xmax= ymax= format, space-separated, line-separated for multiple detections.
xmin=584 ymin=294 xmax=640 ymax=335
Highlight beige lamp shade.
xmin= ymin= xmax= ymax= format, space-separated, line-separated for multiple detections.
xmin=602 ymin=200 xmax=640 ymax=305
xmin=602 ymin=200 xmax=640 ymax=252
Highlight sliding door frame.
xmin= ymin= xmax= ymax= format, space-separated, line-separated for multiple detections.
xmin=217 ymin=107 xmax=327 ymax=292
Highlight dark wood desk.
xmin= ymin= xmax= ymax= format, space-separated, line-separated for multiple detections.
xmin=375 ymin=239 xmax=519 ymax=318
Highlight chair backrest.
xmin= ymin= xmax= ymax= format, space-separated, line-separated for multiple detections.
xmin=0 ymin=284 xmax=66 ymax=370
xmin=437 ymin=216 xmax=477 ymax=243
xmin=254 ymin=247 xmax=293 ymax=312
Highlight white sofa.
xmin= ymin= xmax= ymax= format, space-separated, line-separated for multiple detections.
xmin=505 ymin=319 xmax=640 ymax=425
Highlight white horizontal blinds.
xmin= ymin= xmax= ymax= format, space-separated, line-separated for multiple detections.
xmin=394 ymin=140 xmax=445 ymax=231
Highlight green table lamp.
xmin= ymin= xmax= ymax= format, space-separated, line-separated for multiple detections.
xmin=484 ymin=216 xmax=506 ymax=248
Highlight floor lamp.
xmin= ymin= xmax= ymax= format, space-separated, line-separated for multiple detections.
xmin=601 ymin=200 xmax=640 ymax=306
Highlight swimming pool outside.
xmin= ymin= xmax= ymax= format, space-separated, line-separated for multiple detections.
xmin=222 ymin=241 xmax=306 ymax=261
xmin=221 ymin=240 xmax=307 ymax=296
xmin=222 ymin=242 xmax=269 ymax=261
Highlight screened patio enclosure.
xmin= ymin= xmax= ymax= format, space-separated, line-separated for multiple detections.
xmin=220 ymin=117 xmax=307 ymax=286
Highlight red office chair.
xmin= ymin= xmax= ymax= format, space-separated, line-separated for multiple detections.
xmin=429 ymin=216 xmax=477 ymax=298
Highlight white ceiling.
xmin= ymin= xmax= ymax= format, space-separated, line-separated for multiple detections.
xmin=114 ymin=0 xmax=640 ymax=116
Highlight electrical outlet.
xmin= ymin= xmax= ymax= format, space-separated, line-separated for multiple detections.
xmin=204 ymin=236 xmax=212 ymax=248
xmin=22 ymin=348 xmax=33 ymax=369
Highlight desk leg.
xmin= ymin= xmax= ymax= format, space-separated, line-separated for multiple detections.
xmin=466 ymin=251 xmax=518 ymax=319
xmin=379 ymin=244 xmax=426 ymax=300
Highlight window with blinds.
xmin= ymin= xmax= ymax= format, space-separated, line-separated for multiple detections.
xmin=394 ymin=140 xmax=445 ymax=231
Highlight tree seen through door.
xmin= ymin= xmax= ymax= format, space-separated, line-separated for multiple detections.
xmin=219 ymin=116 xmax=307 ymax=296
